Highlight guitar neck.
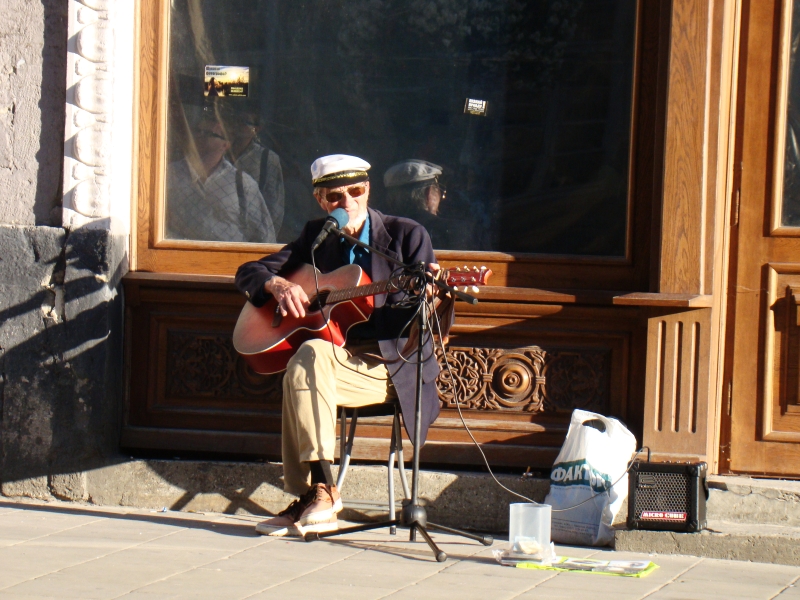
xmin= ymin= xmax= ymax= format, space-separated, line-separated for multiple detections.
xmin=318 ymin=266 xmax=491 ymax=306
xmin=324 ymin=278 xmax=400 ymax=305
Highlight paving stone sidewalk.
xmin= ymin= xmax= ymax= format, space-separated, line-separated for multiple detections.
xmin=0 ymin=499 xmax=797 ymax=599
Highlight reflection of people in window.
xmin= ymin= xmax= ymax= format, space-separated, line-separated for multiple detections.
xmin=225 ymin=109 xmax=286 ymax=235
xmin=207 ymin=77 xmax=219 ymax=97
xmin=166 ymin=116 xmax=276 ymax=243
xmin=383 ymin=159 xmax=475 ymax=250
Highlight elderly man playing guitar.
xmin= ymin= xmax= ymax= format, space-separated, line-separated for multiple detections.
xmin=235 ymin=154 xmax=443 ymax=537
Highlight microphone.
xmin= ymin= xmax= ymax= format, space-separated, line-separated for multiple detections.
xmin=311 ymin=207 xmax=349 ymax=251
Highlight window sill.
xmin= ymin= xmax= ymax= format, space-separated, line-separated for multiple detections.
xmin=123 ymin=273 xmax=714 ymax=308
xmin=476 ymin=287 xmax=713 ymax=307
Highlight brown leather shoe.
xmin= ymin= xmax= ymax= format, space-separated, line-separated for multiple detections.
xmin=296 ymin=514 xmax=339 ymax=536
xmin=254 ymin=491 xmax=313 ymax=536
xmin=296 ymin=483 xmax=342 ymax=526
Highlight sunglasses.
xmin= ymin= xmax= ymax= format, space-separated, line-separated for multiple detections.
xmin=324 ymin=185 xmax=367 ymax=204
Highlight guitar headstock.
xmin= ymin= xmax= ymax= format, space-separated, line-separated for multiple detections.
xmin=444 ymin=265 xmax=492 ymax=291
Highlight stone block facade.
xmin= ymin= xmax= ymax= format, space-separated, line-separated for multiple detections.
xmin=0 ymin=1 xmax=130 ymax=501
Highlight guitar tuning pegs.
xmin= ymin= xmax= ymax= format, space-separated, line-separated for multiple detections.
xmin=472 ymin=266 xmax=479 ymax=272
xmin=480 ymin=265 xmax=487 ymax=270
xmin=453 ymin=286 xmax=459 ymax=291
xmin=471 ymin=285 xmax=479 ymax=293
xmin=455 ymin=267 xmax=462 ymax=272
xmin=463 ymin=265 xmax=469 ymax=270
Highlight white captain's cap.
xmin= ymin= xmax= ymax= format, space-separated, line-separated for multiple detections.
xmin=384 ymin=160 xmax=443 ymax=188
xmin=311 ymin=154 xmax=371 ymax=188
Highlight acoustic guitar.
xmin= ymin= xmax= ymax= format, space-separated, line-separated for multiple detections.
xmin=233 ymin=263 xmax=492 ymax=374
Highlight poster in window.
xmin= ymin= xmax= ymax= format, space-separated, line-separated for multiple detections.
xmin=204 ymin=65 xmax=249 ymax=98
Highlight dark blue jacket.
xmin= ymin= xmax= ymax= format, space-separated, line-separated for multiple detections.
xmin=235 ymin=207 xmax=440 ymax=446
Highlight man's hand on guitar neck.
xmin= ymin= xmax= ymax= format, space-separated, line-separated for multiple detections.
xmin=265 ymin=276 xmax=310 ymax=318
xmin=427 ymin=263 xmax=450 ymax=345
xmin=427 ymin=263 xmax=441 ymax=295
xmin=427 ymin=263 xmax=447 ymax=300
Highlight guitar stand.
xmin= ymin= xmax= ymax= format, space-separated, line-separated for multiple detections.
xmin=304 ymin=281 xmax=493 ymax=561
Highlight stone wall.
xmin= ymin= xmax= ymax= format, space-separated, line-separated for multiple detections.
xmin=0 ymin=1 xmax=128 ymax=501
xmin=0 ymin=1 xmax=67 ymax=226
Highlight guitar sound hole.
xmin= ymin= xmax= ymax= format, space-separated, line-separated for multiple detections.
xmin=308 ymin=290 xmax=330 ymax=313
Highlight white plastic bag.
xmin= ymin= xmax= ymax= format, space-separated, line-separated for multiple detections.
xmin=544 ymin=409 xmax=636 ymax=546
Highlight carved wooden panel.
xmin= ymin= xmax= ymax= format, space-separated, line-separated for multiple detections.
xmin=165 ymin=331 xmax=281 ymax=400
xmin=437 ymin=346 xmax=610 ymax=414
xmin=123 ymin=274 xmax=641 ymax=468
xmin=158 ymin=331 xmax=611 ymax=417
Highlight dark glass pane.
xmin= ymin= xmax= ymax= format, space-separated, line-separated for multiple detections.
xmin=783 ymin=1 xmax=800 ymax=226
xmin=165 ymin=0 xmax=636 ymax=255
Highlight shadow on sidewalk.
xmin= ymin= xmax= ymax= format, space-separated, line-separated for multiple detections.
xmin=317 ymin=535 xmax=501 ymax=564
xmin=1 ymin=500 xmax=513 ymax=564
xmin=0 ymin=500 xmax=259 ymax=538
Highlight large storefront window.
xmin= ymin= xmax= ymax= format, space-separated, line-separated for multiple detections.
xmin=165 ymin=0 xmax=636 ymax=256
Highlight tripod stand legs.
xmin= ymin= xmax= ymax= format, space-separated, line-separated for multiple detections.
xmin=304 ymin=519 xmax=398 ymax=540
xmin=303 ymin=518 xmax=449 ymax=563
xmin=303 ymin=517 xmax=491 ymax=563
xmin=410 ymin=523 xmax=447 ymax=562
xmin=427 ymin=522 xmax=493 ymax=546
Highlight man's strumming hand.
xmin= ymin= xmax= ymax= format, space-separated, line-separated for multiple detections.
xmin=265 ymin=276 xmax=309 ymax=318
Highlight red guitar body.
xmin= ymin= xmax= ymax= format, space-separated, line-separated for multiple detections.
xmin=233 ymin=263 xmax=491 ymax=375
xmin=233 ymin=264 xmax=374 ymax=374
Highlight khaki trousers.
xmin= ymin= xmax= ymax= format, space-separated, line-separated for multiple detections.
xmin=281 ymin=338 xmax=393 ymax=495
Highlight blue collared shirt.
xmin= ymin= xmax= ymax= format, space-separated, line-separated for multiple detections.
xmin=341 ymin=215 xmax=376 ymax=341
xmin=342 ymin=215 xmax=371 ymax=277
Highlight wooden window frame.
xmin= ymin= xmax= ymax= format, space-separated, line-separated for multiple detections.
xmin=133 ymin=0 xmax=666 ymax=293
xmin=770 ymin=0 xmax=800 ymax=236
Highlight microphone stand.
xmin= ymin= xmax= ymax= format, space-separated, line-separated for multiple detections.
xmin=303 ymin=227 xmax=493 ymax=562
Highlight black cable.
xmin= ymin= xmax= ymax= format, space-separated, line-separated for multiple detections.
xmin=302 ymin=254 xmax=642 ymax=513
xmin=430 ymin=301 xmax=647 ymax=513
xmin=390 ymin=270 xmax=440 ymax=367
xmin=391 ymin=300 xmax=434 ymax=367
xmin=300 ymin=254 xmax=643 ymax=513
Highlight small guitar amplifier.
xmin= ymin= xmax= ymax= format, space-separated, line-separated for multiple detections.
xmin=627 ymin=461 xmax=708 ymax=532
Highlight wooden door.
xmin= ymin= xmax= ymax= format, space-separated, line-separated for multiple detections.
xmin=726 ymin=0 xmax=800 ymax=475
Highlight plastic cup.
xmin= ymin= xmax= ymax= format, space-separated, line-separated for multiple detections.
xmin=509 ymin=503 xmax=551 ymax=555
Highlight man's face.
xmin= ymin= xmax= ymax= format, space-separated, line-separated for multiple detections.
xmin=194 ymin=121 xmax=230 ymax=161
xmin=315 ymin=181 xmax=370 ymax=235
xmin=229 ymin=116 xmax=259 ymax=147
xmin=425 ymin=183 xmax=442 ymax=216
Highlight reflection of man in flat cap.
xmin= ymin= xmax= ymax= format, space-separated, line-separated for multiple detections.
xmin=384 ymin=159 xmax=473 ymax=250
xmin=235 ymin=154 xmax=442 ymax=537
xmin=384 ymin=159 xmax=445 ymax=216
